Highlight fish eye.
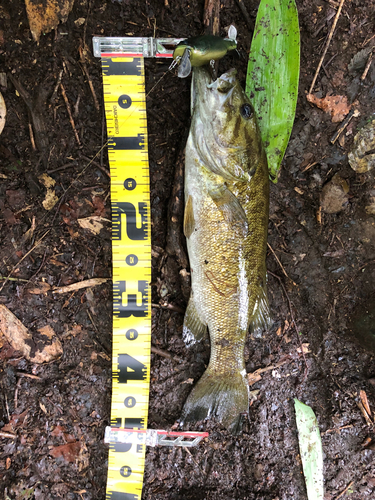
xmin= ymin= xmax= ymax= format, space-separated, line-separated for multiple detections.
xmin=240 ymin=103 xmax=253 ymax=119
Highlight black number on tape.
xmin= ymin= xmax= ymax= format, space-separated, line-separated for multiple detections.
xmin=110 ymin=442 xmax=132 ymax=453
xmin=126 ymin=329 xmax=138 ymax=340
xmin=124 ymin=396 xmax=136 ymax=408
xmin=113 ymin=281 xmax=148 ymax=318
xmin=124 ymin=178 xmax=136 ymax=190
xmin=120 ymin=465 xmax=132 ymax=478
xmin=112 ymin=202 xmax=148 ymax=241
xmin=102 ymin=58 xmax=142 ymax=76
xmin=107 ymin=491 xmax=138 ymax=500
xmin=118 ymin=94 xmax=132 ymax=109
xmin=124 ymin=417 xmax=145 ymax=429
xmin=125 ymin=254 xmax=138 ymax=266
xmin=117 ymin=354 xmax=147 ymax=384
xmin=108 ymin=134 xmax=145 ymax=150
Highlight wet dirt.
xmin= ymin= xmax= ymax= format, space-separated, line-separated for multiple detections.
xmin=1 ymin=0 xmax=375 ymax=499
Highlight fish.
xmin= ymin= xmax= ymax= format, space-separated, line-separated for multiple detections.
xmin=180 ymin=66 xmax=271 ymax=434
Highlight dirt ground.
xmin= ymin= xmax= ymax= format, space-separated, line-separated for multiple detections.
xmin=1 ymin=0 xmax=375 ymax=499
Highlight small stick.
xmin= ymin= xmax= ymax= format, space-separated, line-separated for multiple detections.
xmin=268 ymin=270 xmax=308 ymax=378
xmin=309 ymin=0 xmax=346 ymax=94
xmin=151 ymin=345 xmax=184 ymax=363
xmin=267 ymin=242 xmax=296 ymax=285
xmin=79 ymin=46 xmax=100 ymax=111
xmin=28 ymin=123 xmax=36 ymax=150
xmin=50 ymin=69 xmax=63 ymax=104
xmin=16 ymin=372 xmax=41 ymax=380
xmin=235 ymin=0 xmax=253 ymax=30
xmin=361 ymin=49 xmax=374 ymax=81
xmin=335 ymin=481 xmax=354 ymax=500
xmin=0 ymin=431 xmax=16 ymax=439
xmin=60 ymin=83 xmax=81 ymax=146
xmin=330 ymin=109 xmax=359 ymax=144
xmin=0 ymin=231 xmax=50 ymax=293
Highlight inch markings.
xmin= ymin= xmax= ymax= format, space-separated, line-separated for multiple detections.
xmin=102 ymin=56 xmax=151 ymax=500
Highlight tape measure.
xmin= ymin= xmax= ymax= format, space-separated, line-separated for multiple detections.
xmin=101 ymin=54 xmax=151 ymax=500
xmin=94 ymin=36 xmax=208 ymax=500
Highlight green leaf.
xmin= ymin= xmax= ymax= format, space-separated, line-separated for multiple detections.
xmin=246 ymin=0 xmax=300 ymax=182
xmin=294 ymin=399 xmax=324 ymax=500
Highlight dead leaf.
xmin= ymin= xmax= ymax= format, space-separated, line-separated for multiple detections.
xmin=52 ymin=277 xmax=110 ymax=294
xmin=0 ymin=304 xmax=32 ymax=358
xmin=360 ymin=389 xmax=371 ymax=417
xmin=38 ymin=173 xmax=56 ymax=189
xmin=27 ymin=282 xmax=51 ymax=294
xmin=50 ymin=441 xmax=81 ymax=463
xmin=39 ymin=402 xmax=47 ymax=414
xmin=77 ymin=216 xmax=105 ymax=235
xmin=6 ymin=189 xmax=26 ymax=211
xmin=25 ymin=0 xmax=75 ymax=43
xmin=307 ymin=93 xmax=351 ymax=123
xmin=297 ymin=343 xmax=311 ymax=354
xmin=0 ymin=305 xmax=62 ymax=363
xmin=0 ymin=91 xmax=6 ymax=135
xmin=38 ymin=173 xmax=58 ymax=210
xmin=2 ymin=410 xmax=29 ymax=432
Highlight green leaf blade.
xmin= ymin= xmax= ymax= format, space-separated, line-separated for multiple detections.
xmin=294 ymin=398 xmax=324 ymax=500
xmin=246 ymin=0 xmax=300 ymax=182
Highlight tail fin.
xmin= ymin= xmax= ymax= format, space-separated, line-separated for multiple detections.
xmin=181 ymin=368 xmax=249 ymax=434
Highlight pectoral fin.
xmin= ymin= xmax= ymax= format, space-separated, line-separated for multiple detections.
xmin=183 ymin=195 xmax=195 ymax=239
xmin=183 ymin=297 xmax=207 ymax=347
xmin=208 ymin=184 xmax=248 ymax=232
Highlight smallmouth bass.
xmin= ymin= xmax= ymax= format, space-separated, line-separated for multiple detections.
xmin=181 ymin=66 xmax=271 ymax=434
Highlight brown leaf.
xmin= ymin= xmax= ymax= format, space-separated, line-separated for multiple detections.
xmin=2 ymin=410 xmax=29 ymax=432
xmin=25 ymin=0 xmax=75 ymax=42
xmin=50 ymin=441 xmax=81 ymax=463
xmin=27 ymin=282 xmax=51 ymax=294
xmin=360 ymin=389 xmax=371 ymax=417
xmin=307 ymin=93 xmax=351 ymax=123
xmin=0 ymin=305 xmax=62 ymax=363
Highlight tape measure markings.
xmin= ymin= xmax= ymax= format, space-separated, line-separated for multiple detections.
xmin=102 ymin=55 xmax=151 ymax=500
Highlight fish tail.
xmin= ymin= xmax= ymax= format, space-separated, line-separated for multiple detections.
xmin=181 ymin=368 xmax=249 ymax=434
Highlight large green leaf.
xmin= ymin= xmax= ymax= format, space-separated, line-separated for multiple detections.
xmin=246 ymin=0 xmax=300 ymax=182
xmin=294 ymin=399 xmax=324 ymax=500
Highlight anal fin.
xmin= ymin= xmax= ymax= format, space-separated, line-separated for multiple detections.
xmin=251 ymin=280 xmax=272 ymax=338
xmin=183 ymin=297 xmax=207 ymax=347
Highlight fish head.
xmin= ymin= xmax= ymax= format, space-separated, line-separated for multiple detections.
xmin=192 ymin=68 xmax=265 ymax=182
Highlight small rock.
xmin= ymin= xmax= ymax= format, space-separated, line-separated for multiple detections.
xmin=321 ymin=174 xmax=349 ymax=214
xmin=348 ymin=119 xmax=375 ymax=173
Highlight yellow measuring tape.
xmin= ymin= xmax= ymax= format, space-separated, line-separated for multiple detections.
xmin=95 ymin=37 xmax=208 ymax=499
xmin=102 ymin=56 xmax=151 ymax=500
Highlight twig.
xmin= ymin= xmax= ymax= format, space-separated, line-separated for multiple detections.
xmin=361 ymin=49 xmax=374 ymax=81
xmin=0 ymin=231 xmax=50 ymax=293
xmin=28 ymin=123 xmax=36 ymax=151
xmin=16 ymin=372 xmax=41 ymax=380
xmin=235 ymin=0 xmax=252 ymax=30
xmin=60 ymin=83 xmax=81 ymax=146
xmin=0 ymin=431 xmax=16 ymax=439
xmin=309 ymin=0 xmax=346 ymax=94
xmin=203 ymin=0 xmax=220 ymax=36
xmin=151 ymin=345 xmax=184 ymax=363
xmin=267 ymin=242 xmax=296 ymax=285
xmin=334 ymin=481 xmax=354 ymax=499
xmin=268 ymin=270 xmax=308 ymax=378
xmin=79 ymin=46 xmax=100 ymax=111
xmin=330 ymin=109 xmax=359 ymax=144
xmin=50 ymin=69 xmax=63 ymax=104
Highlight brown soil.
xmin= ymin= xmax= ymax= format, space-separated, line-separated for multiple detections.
xmin=1 ymin=0 xmax=375 ymax=499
